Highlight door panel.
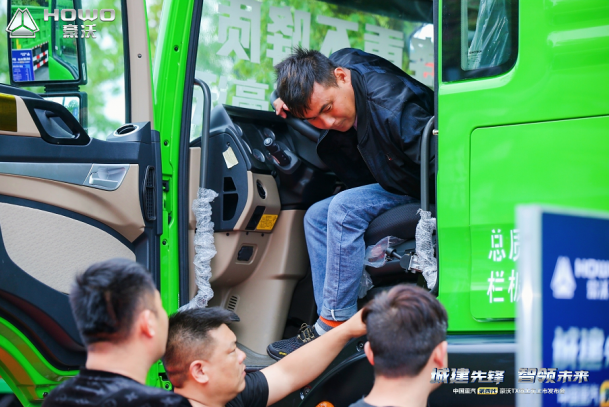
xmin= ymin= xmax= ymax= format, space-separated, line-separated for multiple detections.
xmin=0 ymin=87 xmax=162 ymax=374
xmin=0 ymin=202 xmax=135 ymax=294
xmin=0 ymin=167 xmax=144 ymax=241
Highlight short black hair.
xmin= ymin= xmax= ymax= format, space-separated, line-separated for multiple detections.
xmin=362 ymin=284 xmax=447 ymax=378
xmin=70 ymin=258 xmax=156 ymax=346
xmin=275 ymin=47 xmax=338 ymax=118
xmin=163 ymin=307 xmax=238 ymax=388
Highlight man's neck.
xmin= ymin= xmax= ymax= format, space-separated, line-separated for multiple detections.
xmin=85 ymin=341 xmax=154 ymax=384
xmin=364 ymin=375 xmax=432 ymax=407
xmin=175 ymin=384 xmax=227 ymax=407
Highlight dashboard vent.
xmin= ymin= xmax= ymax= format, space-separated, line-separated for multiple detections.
xmin=227 ymin=295 xmax=239 ymax=312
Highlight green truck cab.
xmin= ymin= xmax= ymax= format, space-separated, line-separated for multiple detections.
xmin=0 ymin=0 xmax=608 ymax=405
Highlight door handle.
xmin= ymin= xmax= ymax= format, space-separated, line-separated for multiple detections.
xmin=85 ymin=164 xmax=129 ymax=191
xmin=88 ymin=174 xmax=120 ymax=189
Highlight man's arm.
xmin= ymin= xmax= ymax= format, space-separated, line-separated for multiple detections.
xmin=261 ymin=310 xmax=366 ymax=406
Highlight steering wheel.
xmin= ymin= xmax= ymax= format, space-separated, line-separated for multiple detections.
xmin=270 ymin=91 xmax=323 ymax=143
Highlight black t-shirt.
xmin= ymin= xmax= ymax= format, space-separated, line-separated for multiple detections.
xmin=226 ymin=371 xmax=269 ymax=407
xmin=42 ymin=369 xmax=191 ymax=407
xmin=349 ymin=399 xmax=377 ymax=407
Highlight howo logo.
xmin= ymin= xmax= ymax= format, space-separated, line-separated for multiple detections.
xmin=551 ymin=256 xmax=609 ymax=300
xmin=551 ymin=256 xmax=577 ymax=299
xmin=6 ymin=8 xmax=39 ymax=39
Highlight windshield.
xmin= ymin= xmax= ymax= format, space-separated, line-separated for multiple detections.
xmin=194 ymin=0 xmax=434 ymax=113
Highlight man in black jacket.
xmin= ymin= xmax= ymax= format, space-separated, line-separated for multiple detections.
xmin=267 ymin=48 xmax=434 ymax=360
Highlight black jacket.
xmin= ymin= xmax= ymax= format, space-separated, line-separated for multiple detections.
xmin=317 ymin=49 xmax=434 ymax=199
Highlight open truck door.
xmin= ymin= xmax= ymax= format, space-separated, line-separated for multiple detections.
xmin=0 ymin=0 xmax=160 ymax=404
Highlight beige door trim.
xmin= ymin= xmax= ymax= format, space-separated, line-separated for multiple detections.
xmin=126 ymin=1 xmax=154 ymax=125
xmin=0 ymin=94 xmax=40 ymax=137
xmin=0 ymin=165 xmax=144 ymax=241
xmin=0 ymin=203 xmax=136 ymax=294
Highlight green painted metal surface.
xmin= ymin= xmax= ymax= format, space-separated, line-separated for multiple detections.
xmin=436 ymin=0 xmax=609 ymax=331
xmin=0 ymin=379 xmax=11 ymax=394
xmin=151 ymin=0 xmax=195 ymax=320
xmin=0 ymin=317 xmax=78 ymax=406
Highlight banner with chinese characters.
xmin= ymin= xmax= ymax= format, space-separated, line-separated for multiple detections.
xmin=517 ymin=206 xmax=609 ymax=407
xmin=194 ymin=0 xmax=434 ymax=112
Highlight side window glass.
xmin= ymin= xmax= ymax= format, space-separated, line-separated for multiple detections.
xmin=190 ymin=0 xmax=435 ymax=141
xmin=442 ymin=0 xmax=518 ymax=82
xmin=0 ymin=0 xmax=128 ymax=140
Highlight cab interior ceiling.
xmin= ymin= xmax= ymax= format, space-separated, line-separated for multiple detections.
xmin=321 ymin=0 xmax=433 ymax=23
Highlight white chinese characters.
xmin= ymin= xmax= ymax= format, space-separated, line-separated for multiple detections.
xmin=364 ymin=24 xmax=404 ymax=67
xmin=487 ymin=269 xmax=518 ymax=304
xmin=318 ymin=16 xmax=358 ymax=56
xmin=232 ymin=79 xmax=269 ymax=110
xmin=488 ymin=229 xmax=506 ymax=262
xmin=553 ymin=326 xmax=609 ymax=371
xmin=266 ymin=7 xmax=311 ymax=65
xmin=217 ymin=0 xmax=261 ymax=63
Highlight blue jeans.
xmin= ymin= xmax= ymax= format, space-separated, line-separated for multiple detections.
xmin=305 ymin=183 xmax=415 ymax=321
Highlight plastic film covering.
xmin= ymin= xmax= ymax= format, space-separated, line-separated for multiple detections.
xmin=359 ymin=270 xmax=374 ymax=299
xmin=467 ymin=0 xmax=510 ymax=70
xmin=181 ymin=187 xmax=219 ymax=310
xmin=364 ymin=236 xmax=405 ymax=268
xmin=415 ymin=209 xmax=437 ymax=290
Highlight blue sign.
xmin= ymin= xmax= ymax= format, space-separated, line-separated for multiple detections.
xmin=517 ymin=206 xmax=609 ymax=407
xmin=11 ymin=49 xmax=35 ymax=82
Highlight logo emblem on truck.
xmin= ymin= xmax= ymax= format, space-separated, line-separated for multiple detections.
xmin=6 ymin=8 xmax=39 ymax=39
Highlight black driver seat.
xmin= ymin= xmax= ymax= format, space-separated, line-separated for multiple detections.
xmin=364 ymin=202 xmax=436 ymax=246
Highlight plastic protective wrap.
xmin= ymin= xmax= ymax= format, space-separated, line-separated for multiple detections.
xmin=358 ymin=270 xmax=373 ymax=299
xmin=363 ymin=236 xmax=405 ymax=268
xmin=467 ymin=0 xmax=510 ymax=70
xmin=415 ymin=209 xmax=437 ymax=290
xmin=181 ymin=188 xmax=219 ymax=310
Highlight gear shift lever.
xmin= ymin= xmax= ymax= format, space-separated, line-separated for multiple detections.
xmin=264 ymin=137 xmax=291 ymax=167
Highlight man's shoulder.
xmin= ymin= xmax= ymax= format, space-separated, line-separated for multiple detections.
xmin=329 ymin=48 xmax=387 ymax=68
xmin=348 ymin=398 xmax=378 ymax=407
xmin=227 ymin=371 xmax=268 ymax=407
xmin=43 ymin=371 xmax=189 ymax=407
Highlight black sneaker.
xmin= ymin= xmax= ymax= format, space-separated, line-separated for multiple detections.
xmin=267 ymin=323 xmax=320 ymax=360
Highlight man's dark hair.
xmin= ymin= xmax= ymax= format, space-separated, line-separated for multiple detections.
xmin=275 ymin=47 xmax=338 ymax=118
xmin=362 ymin=284 xmax=447 ymax=378
xmin=70 ymin=258 xmax=156 ymax=346
xmin=163 ymin=307 xmax=238 ymax=388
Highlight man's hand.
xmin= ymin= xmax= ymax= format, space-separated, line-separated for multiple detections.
xmin=261 ymin=311 xmax=366 ymax=406
xmin=273 ymin=98 xmax=289 ymax=119
xmin=340 ymin=309 xmax=366 ymax=339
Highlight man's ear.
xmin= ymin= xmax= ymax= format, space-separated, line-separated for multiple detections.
xmin=364 ymin=341 xmax=374 ymax=366
xmin=431 ymin=341 xmax=448 ymax=369
xmin=189 ymin=360 xmax=210 ymax=385
xmin=334 ymin=67 xmax=350 ymax=84
xmin=138 ymin=309 xmax=156 ymax=339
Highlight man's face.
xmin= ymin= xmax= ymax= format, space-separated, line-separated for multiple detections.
xmin=204 ymin=324 xmax=247 ymax=400
xmin=299 ymin=68 xmax=356 ymax=132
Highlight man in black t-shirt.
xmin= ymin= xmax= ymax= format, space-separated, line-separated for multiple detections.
xmin=43 ymin=259 xmax=190 ymax=407
xmin=163 ymin=307 xmax=366 ymax=407
xmin=349 ymin=285 xmax=448 ymax=407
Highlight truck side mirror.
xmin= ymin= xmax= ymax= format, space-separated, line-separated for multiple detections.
xmin=7 ymin=0 xmax=87 ymax=86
